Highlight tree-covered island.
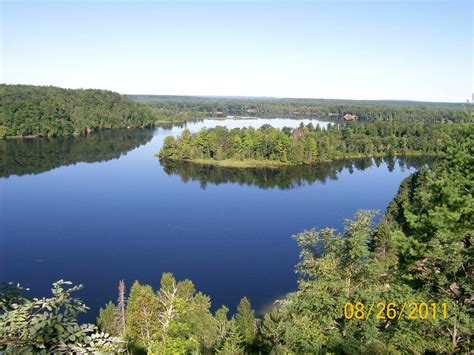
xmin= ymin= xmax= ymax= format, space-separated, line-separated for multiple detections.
xmin=157 ymin=121 xmax=466 ymax=168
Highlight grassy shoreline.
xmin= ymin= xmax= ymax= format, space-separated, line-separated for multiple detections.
xmin=156 ymin=157 xmax=292 ymax=168
xmin=157 ymin=152 xmax=441 ymax=169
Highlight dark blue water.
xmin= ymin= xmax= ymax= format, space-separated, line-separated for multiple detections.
xmin=0 ymin=119 xmax=429 ymax=321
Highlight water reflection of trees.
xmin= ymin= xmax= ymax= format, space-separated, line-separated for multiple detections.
xmin=1 ymin=129 xmax=153 ymax=178
xmin=161 ymin=156 xmax=435 ymax=190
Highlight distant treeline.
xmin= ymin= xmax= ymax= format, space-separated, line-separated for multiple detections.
xmin=131 ymin=95 xmax=469 ymax=123
xmin=0 ymin=128 xmax=153 ymax=178
xmin=158 ymin=121 xmax=464 ymax=166
xmin=161 ymin=156 xmax=434 ymax=190
xmin=2 ymin=84 xmax=470 ymax=138
xmin=0 ymin=85 xmax=204 ymax=137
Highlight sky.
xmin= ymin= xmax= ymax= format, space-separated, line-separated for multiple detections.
xmin=1 ymin=0 xmax=472 ymax=102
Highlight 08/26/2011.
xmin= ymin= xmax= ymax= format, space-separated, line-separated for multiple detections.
xmin=343 ymin=302 xmax=448 ymax=321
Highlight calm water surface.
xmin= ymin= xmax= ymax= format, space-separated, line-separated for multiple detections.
xmin=0 ymin=118 xmax=429 ymax=321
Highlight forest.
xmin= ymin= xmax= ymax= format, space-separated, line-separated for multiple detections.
xmin=1 ymin=85 xmax=469 ymax=139
xmin=132 ymin=95 xmax=469 ymax=123
xmin=1 ymin=125 xmax=472 ymax=353
xmin=158 ymin=121 xmax=463 ymax=167
xmin=0 ymin=85 xmax=204 ymax=137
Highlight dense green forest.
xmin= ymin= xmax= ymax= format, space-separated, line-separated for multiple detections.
xmin=132 ymin=95 xmax=469 ymax=123
xmin=1 ymin=85 xmax=469 ymax=138
xmin=0 ymin=85 xmax=204 ymax=137
xmin=0 ymin=85 xmax=155 ymax=137
xmin=158 ymin=121 xmax=463 ymax=167
xmin=161 ymin=156 xmax=433 ymax=190
xmin=0 ymin=129 xmax=153 ymax=177
xmin=1 ymin=126 xmax=472 ymax=353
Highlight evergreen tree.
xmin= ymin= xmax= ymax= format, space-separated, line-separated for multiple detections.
xmin=235 ymin=296 xmax=256 ymax=348
xmin=97 ymin=301 xmax=118 ymax=336
xmin=217 ymin=321 xmax=244 ymax=355
xmin=125 ymin=281 xmax=159 ymax=351
xmin=186 ymin=293 xmax=218 ymax=351
xmin=215 ymin=305 xmax=231 ymax=346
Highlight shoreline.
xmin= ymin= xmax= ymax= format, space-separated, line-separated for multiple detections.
xmin=0 ymin=117 xmax=323 ymax=139
xmin=157 ymin=152 xmax=441 ymax=169
xmin=0 ymin=126 xmax=156 ymax=140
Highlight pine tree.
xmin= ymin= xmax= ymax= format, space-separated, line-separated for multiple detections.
xmin=235 ymin=296 xmax=256 ymax=348
xmin=97 ymin=301 xmax=118 ymax=335
xmin=217 ymin=321 xmax=244 ymax=354
xmin=215 ymin=305 xmax=231 ymax=345
xmin=186 ymin=293 xmax=218 ymax=351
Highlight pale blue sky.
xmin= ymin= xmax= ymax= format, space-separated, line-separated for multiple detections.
xmin=1 ymin=0 xmax=472 ymax=102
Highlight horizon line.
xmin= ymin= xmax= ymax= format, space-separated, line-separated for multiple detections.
xmin=1 ymin=82 xmax=468 ymax=104
xmin=127 ymin=93 xmax=468 ymax=105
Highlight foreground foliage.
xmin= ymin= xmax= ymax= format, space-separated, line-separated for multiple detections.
xmin=0 ymin=280 xmax=124 ymax=353
xmin=95 ymin=273 xmax=257 ymax=354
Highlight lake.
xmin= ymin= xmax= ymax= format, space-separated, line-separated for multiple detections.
xmin=0 ymin=118 xmax=431 ymax=321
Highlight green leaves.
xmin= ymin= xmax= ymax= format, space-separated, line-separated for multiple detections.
xmin=0 ymin=281 xmax=124 ymax=353
xmin=263 ymin=211 xmax=384 ymax=353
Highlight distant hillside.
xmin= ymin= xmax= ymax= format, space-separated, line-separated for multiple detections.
xmin=0 ymin=85 xmax=157 ymax=137
xmin=1 ymin=85 xmax=469 ymax=139
xmin=130 ymin=94 xmax=468 ymax=123
xmin=130 ymin=94 xmax=464 ymax=109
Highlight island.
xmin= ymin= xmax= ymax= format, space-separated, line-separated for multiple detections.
xmin=156 ymin=122 xmax=462 ymax=168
